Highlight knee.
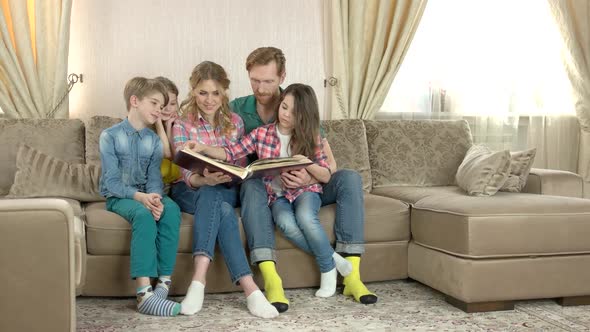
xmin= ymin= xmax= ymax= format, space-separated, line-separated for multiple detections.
xmin=275 ymin=218 xmax=298 ymax=237
xmin=220 ymin=202 xmax=236 ymax=220
xmin=335 ymin=169 xmax=362 ymax=187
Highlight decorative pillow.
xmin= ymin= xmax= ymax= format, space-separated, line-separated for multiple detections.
xmin=7 ymin=144 xmax=104 ymax=202
xmin=456 ymin=145 xmax=511 ymax=196
xmin=322 ymin=119 xmax=372 ymax=192
xmin=500 ymin=148 xmax=536 ymax=192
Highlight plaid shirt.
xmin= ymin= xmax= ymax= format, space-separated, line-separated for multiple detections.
xmin=172 ymin=112 xmax=247 ymax=186
xmin=224 ymin=123 xmax=329 ymax=204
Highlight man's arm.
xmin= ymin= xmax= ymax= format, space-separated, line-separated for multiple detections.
xmin=99 ymin=131 xmax=137 ymax=199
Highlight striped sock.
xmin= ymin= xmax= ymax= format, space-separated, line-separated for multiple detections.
xmin=136 ymin=286 xmax=181 ymax=316
xmin=153 ymin=277 xmax=172 ymax=299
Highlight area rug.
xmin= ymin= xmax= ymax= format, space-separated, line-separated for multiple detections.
xmin=77 ymin=280 xmax=590 ymax=331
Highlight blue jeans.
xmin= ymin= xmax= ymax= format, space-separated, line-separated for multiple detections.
xmin=240 ymin=169 xmax=365 ymax=264
xmin=170 ymin=182 xmax=251 ymax=284
xmin=271 ymin=192 xmax=335 ymax=273
xmin=320 ymin=169 xmax=365 ymax=254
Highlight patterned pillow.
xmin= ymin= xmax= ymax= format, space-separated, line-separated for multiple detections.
xmin=321 ymin=120 xmax=372 ymax=192
xmin=7 ymin=144 xmax=104 ymax=202
xmin=365 ymin=120 xmax=473 ymax=187
xmin=86 ymin=116 xmax=123 ymax=165
xmin=456 ymin=145 xmax=511 ymax=196
xmin=500 ymin=148 xmax=537 ymax=192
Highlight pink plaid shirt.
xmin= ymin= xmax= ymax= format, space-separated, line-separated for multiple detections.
xmin=172 ymin=112 xmax=247 ymax=186
xmin=224 ymin=123 xmax=329 ymax=204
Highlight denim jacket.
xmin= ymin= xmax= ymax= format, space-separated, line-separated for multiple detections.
xmin=99 ymin=118 xmax=163 ymax=199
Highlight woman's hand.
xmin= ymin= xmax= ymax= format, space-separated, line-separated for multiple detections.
xmin=184 ymin=140 xmax=204 ymax=153
xmin=202 ymin=168 xmax=232 ymax=186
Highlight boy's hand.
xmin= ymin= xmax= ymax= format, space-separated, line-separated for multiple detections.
xmin=134 ymin=192 xmax=163 ymax=220
xmin=151 ymin=199 xmax=163 ymax=221
xmin=203 ymin=168 xmax=232 ymax=185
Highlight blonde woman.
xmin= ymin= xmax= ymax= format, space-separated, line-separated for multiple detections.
xmin=169 ymin=61 xmax=278 ymax=319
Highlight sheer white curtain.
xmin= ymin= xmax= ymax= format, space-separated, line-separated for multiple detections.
xmin=378 ymin=0 xmax=578 ymax=172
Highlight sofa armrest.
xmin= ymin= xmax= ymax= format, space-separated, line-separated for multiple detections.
xmin=522 ymin=168 xmax=584 ymax=198
xmin=0 ymin=198 xmax=76 ymax=332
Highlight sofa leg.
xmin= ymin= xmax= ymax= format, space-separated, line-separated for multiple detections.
xmin=445 ymin=296 xmax=515 ymax=313
xmin=556 ymin=296 xmax=590 ymax=306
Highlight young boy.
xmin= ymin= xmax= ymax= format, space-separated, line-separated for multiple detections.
xmin=99 ymin=77 xmax=182 ymax=316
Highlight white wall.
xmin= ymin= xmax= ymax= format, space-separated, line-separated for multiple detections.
xmin=68 ymin=0 xmax=326 ymax=121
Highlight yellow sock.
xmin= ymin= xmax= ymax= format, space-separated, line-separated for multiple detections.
xmin=259 ymin=261 xmax=289 ymax=312
xmin=343 ymin=256 xmax=378 ymax=304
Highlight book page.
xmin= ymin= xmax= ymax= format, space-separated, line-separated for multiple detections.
xmin=248 ymin=156 xmax=313 ymax=171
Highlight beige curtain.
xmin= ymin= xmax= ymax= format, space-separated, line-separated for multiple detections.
xmin=0 ymin=0 xmax=72 ymax=119
xmin=548 ymin=0 xmax=590 ymax=180
xmin=325 ymin=0 xmax=427 ymax=120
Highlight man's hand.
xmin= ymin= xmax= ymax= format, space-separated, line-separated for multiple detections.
xmin=202 ymin=168 xmax=232 ymax=186
xmin=280 ymin=168 xmax=312 ymax=189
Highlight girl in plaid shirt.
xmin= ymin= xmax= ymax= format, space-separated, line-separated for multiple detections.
xmin=188 ymin=83 xmax=352 ymax=298
xmin=169 ymin=61 xmax=278 ymax=318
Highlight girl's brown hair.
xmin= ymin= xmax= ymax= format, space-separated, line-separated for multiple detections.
xmin=279 ymin=83 xmax=321 ymax=158
xmin=179 ymin=61 xmax=234 ymax=135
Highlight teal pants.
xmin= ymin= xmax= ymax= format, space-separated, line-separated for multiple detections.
xmin=106 ymin=196 xmax=181 ymax=278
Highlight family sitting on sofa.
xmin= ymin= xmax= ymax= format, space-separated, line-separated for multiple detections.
xmin=98 ymin=47 xmax=378 ymax=318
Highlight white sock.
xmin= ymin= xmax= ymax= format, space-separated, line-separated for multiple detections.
xmin=315 ymin=268 xmax=337 ymax=297
xmin=180 ymin=281 xmax=205 ymax=315
xmin=246 ymin=290 xmax=279 ymax=318
xmin=333 ymin=252 xmax=352 ymax=277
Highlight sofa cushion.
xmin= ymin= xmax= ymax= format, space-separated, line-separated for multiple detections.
xmin=7 ymin=145 xmax=103 ymax=202
xmin=85 ymin=116 xmax=123 ymax=165
xmin=411 ymin=192 xmax=590 ymax=258
xmin=85 ymin=194 xmax=410 ymax=255
xmin=275 ymin=193 xmax=410 ymax=250
xmin=84 ymin=202 xmax=198 ymax=255
xmin=500 ymin=148 xmax=536 ymax=193
xmin=456 ymin=145 xmax=511 ymax=196
xmin=364 ymin=120 xmax=472 ymax=187
xmin=371 ymin=185 xmax=463 ymax=204
xmin=321 ymin=120 xmax=372 ymax=192
xmin=0 ymin=119 xmax=85 ymax=195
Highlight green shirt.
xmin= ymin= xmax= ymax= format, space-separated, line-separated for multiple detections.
xmin=229 ymin=93 xmax=326 ymax=137
xmin=229 ymin=94 xmax=271 ymax=135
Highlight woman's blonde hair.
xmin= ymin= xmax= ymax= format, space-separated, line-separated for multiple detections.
xmin=179 ymin=61 xmax=234 ymax=135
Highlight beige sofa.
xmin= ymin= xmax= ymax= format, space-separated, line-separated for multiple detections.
xmin=1 ymin=117 xmax=589 ymax=332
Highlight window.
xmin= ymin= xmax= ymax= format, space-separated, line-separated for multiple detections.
xmin=380 ymin=0 xmax=574 ymax=117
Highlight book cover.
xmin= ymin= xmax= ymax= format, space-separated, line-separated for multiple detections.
xmin=173 ymin=147 xmax=313 ymax=183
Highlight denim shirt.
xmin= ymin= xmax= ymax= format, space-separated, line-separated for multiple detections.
xmin=99 ymin=118 xmax=164 ymax=199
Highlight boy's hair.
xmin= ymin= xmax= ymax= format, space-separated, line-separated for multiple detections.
xmin=179 ymin=61 xmax=235 ymax=136
xmin=123 ymin=77 xmax=169 ymax=111
xmin=154 ymin=76 xmax=179 ymax=97
xmin=246 ymin=47 xmax=286 ymax=76
xmin=280 ymin=83 xmax=320 ymax=158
